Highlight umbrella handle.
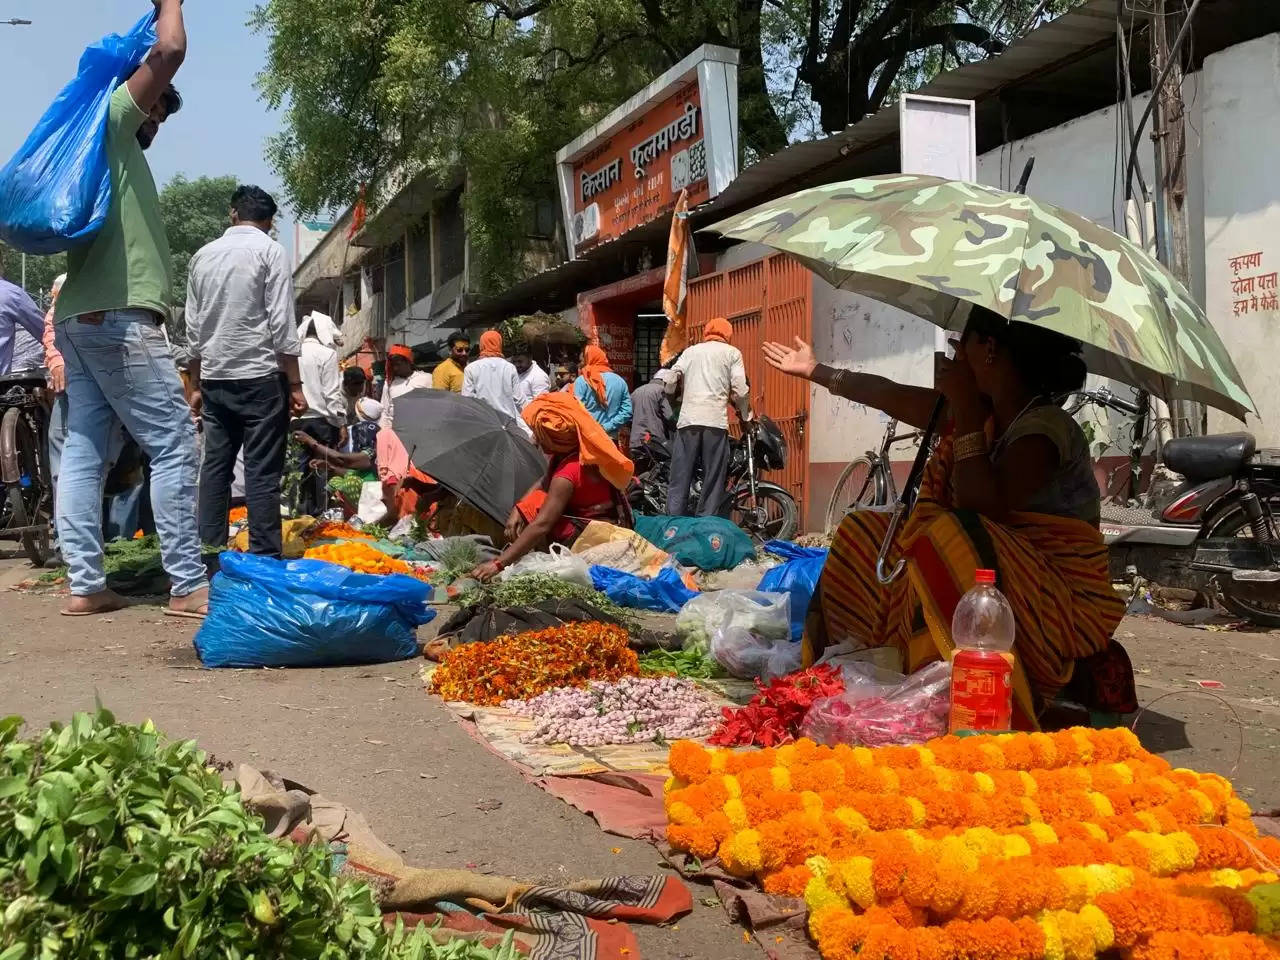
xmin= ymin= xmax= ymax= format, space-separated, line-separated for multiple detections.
xmin=874 ymin=396 xmax=947 ymax=585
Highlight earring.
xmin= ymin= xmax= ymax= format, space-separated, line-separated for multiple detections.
xmin=986 ymin=353 xmax=995 ymax=366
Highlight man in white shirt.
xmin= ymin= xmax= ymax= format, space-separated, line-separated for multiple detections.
xmin=379 ymin=344 xmax=431 ymax=429
xmin=665 ymin=317 xmax=751 ymax=517
xmin=512 ymin=348 xmax=551 ymax=405
xmin=186 ymin=185 xmax=306 ymax=556
xmin=462 ymin=330 xmax=530 ymax=434
xmin=296 ymin=310 xmax=346 ymax=516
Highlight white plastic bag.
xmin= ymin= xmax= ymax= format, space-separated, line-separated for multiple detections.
xmin=499 ymin=543 xmax=593 ymax=588
xmin=676 ymin=590 xmax=796 ymax=680
xmin=357 ymin=481 xmax=389 ymax=525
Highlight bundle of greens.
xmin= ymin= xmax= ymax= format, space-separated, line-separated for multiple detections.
xmin=639 ymin=646 xmax=726 ymax=680
xmin=37 ymin=536 xmax=220 ymax=592
xmin=459 ymin=573 xmax=637 ymax=629
xmin=0 ymin=710 xmax=515 ymax=959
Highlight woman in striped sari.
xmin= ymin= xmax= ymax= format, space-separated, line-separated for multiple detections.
xmin=763 ymin=308 xmax=1133 ymax=729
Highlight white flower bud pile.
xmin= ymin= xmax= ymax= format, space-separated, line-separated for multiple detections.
xmin=504 ymin=676 xmax=719 ymax=746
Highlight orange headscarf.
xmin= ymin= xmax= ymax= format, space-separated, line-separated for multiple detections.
xmin=580 ymin=344 xmax=611 ymax=404
xmin=388 ymin=344 xmax=413 ymax=361
xmin=522 ymin=392 xmax=633 ymax=491
xmin=704 ymin=318 xmax=732 ymax=343
xmin=479 ymin=330 xmax=504 ymax=358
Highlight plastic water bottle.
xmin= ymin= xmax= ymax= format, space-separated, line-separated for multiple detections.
xmin=949 ymin=569 xmax=1016 ymax=734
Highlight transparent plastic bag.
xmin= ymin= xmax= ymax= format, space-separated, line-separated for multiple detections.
xmin=800 ymin=661 xmax=952 ymax=747
xmin=499 ymin=543 xmax=593 ymax=587
xmin=676 ymin=590 xmax=794 ymax=679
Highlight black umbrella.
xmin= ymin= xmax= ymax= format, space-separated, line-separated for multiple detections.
xmin=391 ymin=389 xmax=547 ymax=525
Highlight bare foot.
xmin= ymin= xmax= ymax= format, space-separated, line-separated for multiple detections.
xmin=61 ymin=590 xmax=129 ymax=617
xmin=166 ymin=586 xmax=210 ymax=620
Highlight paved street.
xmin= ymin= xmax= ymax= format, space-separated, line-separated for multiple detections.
xmin=1 ymin=553 xmax=1277 ymax=959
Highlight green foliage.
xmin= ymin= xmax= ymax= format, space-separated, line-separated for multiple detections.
xmin=159 ymin=175 xmax=241 ymax=305
xmin=252 ymin=0 xmax=1082 ymax=293
xmin=0 ymin=246 xmax=65 ymax=309
xmin=0 ymin=709 xmax=516 ymax=959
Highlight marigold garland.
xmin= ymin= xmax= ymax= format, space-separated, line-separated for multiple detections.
xmin=304 ymin=541 xmax=417 ymax=577
xmin=430 ymin=622 xmax=639 ymax=705
xmin=664 ymin=731 xmax=1280 ymax=960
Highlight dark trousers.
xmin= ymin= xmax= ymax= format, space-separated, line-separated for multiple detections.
xmin=198 ymin=374 xmax=289 ymax=556
xmin=295 ymin=418 xmax=340 ymax=519
xmin=667 ymin=425 xmax=731 ymax=517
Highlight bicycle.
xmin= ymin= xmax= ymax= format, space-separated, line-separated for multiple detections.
xmin=824 ymin=418 xmax=923 ymax=532
xmin=0 ymin=372 xmax=55 ymax=566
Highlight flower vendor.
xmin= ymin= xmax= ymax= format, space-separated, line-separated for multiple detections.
xmin=764 ymin=307 xmax=1133 ymax=727
xmin=470 ymin=391 xmax=635 ymax=582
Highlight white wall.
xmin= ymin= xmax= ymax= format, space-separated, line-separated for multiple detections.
xmin=1202 ymin=33 xmax=1280 ymax=439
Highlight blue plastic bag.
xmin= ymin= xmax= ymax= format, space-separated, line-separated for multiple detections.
xmin=758 ymin=540 xmax=828 ymax=641
xmin=194 ymin=553 xmax=435 ymax=668
xmin=633 ymin=515 xmax=755 ymax=571
xmin=590 ymin=564 xmax=698 ymax=613
xmin=0 ymin=12 xmax=156 ymax=254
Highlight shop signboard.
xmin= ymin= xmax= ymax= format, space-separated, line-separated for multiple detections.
xmin=557 ymin=44 xmax=739 ymax=259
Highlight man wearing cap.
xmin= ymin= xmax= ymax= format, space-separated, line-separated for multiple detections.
xmin=380 ymin=344 xmax=431 ymax=429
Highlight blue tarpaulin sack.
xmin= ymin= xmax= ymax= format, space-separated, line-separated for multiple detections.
xmin=0 ymin=11 xmax=156 ymax=254
xmin=590 ymin=564 xmax=698 ymax=613
xmin=758 ymin=540 xmax=829 ymax=640
xmin=633 ymin=515 xmax=755 ymax=571
xmin=194 ymin=553 xmax=435 ymax=668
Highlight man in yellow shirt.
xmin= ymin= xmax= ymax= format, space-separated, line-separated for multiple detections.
xmin=432 ymin=332 xmax=470 ymax=392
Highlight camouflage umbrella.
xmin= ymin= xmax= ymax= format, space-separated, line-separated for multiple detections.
xmin=708 ymin=174 xmax=1253 ymax=419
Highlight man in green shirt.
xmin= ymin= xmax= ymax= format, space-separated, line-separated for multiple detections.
xmin=53 ymin=0 xmax=209 ymax=618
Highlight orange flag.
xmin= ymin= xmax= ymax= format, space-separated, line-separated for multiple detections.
xmin=659 ymin=189 xmax=698 ymax=364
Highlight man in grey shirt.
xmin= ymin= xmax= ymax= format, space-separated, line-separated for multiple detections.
xmin=629 ymin=368 xmax=676 ymax=456
xmin=186 ymin=185 xmax=306 ymax=556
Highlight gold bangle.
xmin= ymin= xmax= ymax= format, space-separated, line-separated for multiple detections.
xmin=953 ymin=431 xmax=989 ymax=463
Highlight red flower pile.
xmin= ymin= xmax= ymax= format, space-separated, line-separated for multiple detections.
xmin=708 ymin=665 xmax=844 ymax=747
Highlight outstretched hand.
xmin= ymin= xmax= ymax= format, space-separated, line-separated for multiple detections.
xmin=763 ymin=337 xmax=817 ymax=380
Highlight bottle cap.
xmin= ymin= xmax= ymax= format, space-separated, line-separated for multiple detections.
xmin=975 ymin=569 xmax=996 ymax=585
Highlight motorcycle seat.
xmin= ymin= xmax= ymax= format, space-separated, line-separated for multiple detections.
xmin=1163 ymin=432 xmax=1256 ymax=482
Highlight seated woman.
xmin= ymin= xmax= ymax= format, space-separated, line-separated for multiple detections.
xmin=764 ymin=307 xmax=1133 ymax=729
xmin=470 ymin=392 xmax=634 ymax=582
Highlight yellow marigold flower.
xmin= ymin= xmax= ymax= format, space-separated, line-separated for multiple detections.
xmin=1020 ymin=796 xmax=1042 ymax=822
xmin=719 ymin=829 xmax=764 ymax=877
xmin=904 ymin=796 xmax=927 ymax=827
xmin=1226 ymin=798 xmax=1253 ymax=821
xmin=709 ymin=751 xmax=728 ymax=774
xmin=831 ymin=806 xmax=869 ymax=836
xmin=1079 ymin=904 xmax=1115 ymax=952
xmin=1084 ymin=864 xmax=1132 ymax=898
xmin=973 ymin=772 xmax=996 ymax=796
xmin=880 ymin=767 xmax=900 ymax=793
xmin=1081 ymin=822 xmax=1107 ymax=842
xmin=934 ymin=767 xmax=960 ymax=791
xmin=804 ymin=869 xmax=848 ymax=913
xmin=1108 ymin=762 xmax=1134 ymax=785
xmin=1186 ymin=788 xmax=1215 ymax=819
xmin=1071 ymin=730 xmax=1096 ymax=763
xmin=1165 ymin=832 xmax=1198 ymax=871
xmin=1041 ymin=913 xmax=1067 ymax=960
xmin=1028 ymin=732 xmax=1058 ymax=767
xmin=723 ymin=798 xmax=749 ymax=831
xmin=1087 ymin=792 xmax=1115 ymax=817
xmin=849 ymin=746 xmax=874 ymax=768
xmin=722 ymin=774 xmax=741 ymax=799
xmin=836 ymin=857 xmax=875 ymax=909
xmin=1056 ymin=909 xmax=1101 ymax=960
xmin=1025 ymin=822 xmax=1059 ymax=845
xmin=1002 ymin=834 xmax=1032 ymax=860
xmin=938 ymin=835 xmax=979 ymax=872
xmin=1212 ymin=869 xmax=1246 ymax=889
xmin=667 ymin=800 xmax=698 ymax=826
xmin=664 ymin=776 xmax=683 ymax=795
xmin=1019 ymin=771 xmax=1038 ymax=796
xmin=776 ymin=744 xmax=798 ymax=767
xmin=801 ymin=791 xmax=824 ymax=817
xmin=770 ymin=766 xmax=791 ymax=792
xmin=1057 ymin=867 xmax=1090 ymax=910
xmin=917 ymin=747 xmax=935 ymax=766
xmin=1246 ymin=883 xmax=1280 ymax=935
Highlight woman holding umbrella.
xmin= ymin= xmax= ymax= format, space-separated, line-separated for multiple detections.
xmin=765 ymin=307 xmax=1131 ymax=728
xmin=470 ymin=392 xmax=634 ymax=582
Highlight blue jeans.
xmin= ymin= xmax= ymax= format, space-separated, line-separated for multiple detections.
xmin=55 ymin=311 xmax=206 ymax=597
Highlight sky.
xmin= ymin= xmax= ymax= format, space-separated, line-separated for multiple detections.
xmin=0 ymin=0 xmax=299 ymax=259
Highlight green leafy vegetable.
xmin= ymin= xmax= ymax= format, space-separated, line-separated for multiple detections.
xmin=459 ymin=573 xmax=637 ymax=630
xmin=0 ymin=709 xmax=518 ymax=959
xmin=639 ymin=647 xmax=725 ymax=680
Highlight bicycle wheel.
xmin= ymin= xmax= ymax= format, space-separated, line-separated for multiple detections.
xmin=730 ymin=483 xmax=799 ymax=542
xmin=825 ymin=456 xmax=883 ymax=532
xmin=3 ymin=408 xmax=52 ymax=567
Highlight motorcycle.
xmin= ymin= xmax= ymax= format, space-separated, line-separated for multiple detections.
xmin=1077 ymin=388 xmax=1280 ymax=626
xmin=630 ymin=415 xmax=799 ymax=542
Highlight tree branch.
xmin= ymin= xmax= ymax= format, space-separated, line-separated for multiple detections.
xmin=867 ymin=51 xmax=906 ymax=112
xmin=472 ymin=0 xmax=552 ymax=21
